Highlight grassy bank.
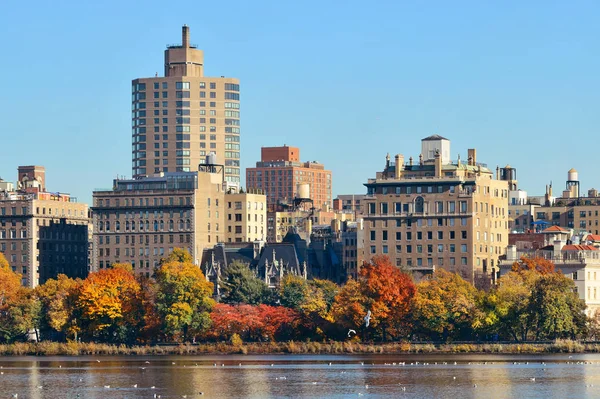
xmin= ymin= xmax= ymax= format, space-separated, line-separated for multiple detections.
xmin=1 ymin=339 xmax=600 ymax=356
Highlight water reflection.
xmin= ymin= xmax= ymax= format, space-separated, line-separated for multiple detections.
xmin=1 ymin=354 xmax=600 ymax=398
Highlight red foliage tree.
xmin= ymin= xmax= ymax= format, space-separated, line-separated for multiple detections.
xmin=208 ymin=303 xmax=300 ymax=342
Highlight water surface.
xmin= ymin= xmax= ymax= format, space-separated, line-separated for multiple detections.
xmin=0 ymin=353 xmax=598 ymax=398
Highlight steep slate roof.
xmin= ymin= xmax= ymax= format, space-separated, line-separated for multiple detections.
xmin=255 ymin=243 xmax=301 ymax=272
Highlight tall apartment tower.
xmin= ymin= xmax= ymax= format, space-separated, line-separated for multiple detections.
xmin=132 ymin=25 xmax=241 ymax=188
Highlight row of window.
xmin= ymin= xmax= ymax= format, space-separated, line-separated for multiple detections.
xmin=370 ymin=230 xmax=469 ymax=241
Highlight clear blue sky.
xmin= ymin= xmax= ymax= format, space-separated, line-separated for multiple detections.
xmin=1 ymin=1 xmax=599 ymax=204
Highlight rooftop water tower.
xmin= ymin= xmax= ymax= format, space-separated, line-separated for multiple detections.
xmin=566 ymin=168 xmax=580 ymax=198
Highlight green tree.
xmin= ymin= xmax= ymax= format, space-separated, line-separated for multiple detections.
xmin=220 ymin=261 xmax=271 ymax=305
xmin=529 ymin=272 xmax=587 ymax=340
xmin=155 ymin=254 xmax=215 ymax=342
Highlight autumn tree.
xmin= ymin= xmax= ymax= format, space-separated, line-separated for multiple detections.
xmin=332 ymin=256 xmax=415 ymax=341
xmin=0 ymin=253 xmax=37 ymax=343
xmin=413 ymin=269 xmax=480 ymax=341
xmin=34 ymin=274 xmax=81 ymax=341
xmin=512 ymin=256 xmax=556 ymax=274
xmin=220 ymin=261 xmax=272 ymax=305
xmin=74 ymin=267 xmax=143 ymax=343
xmin=208 ymin=303 xmax=300 ymax=342
xmin=155 ymin=250 xmax=214 ymax=342
xmin=279 ymin=276 xmax=338 ymax=338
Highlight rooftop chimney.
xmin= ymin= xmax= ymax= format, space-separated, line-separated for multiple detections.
xmin=182 ymin=25 xmax=190 ymax=48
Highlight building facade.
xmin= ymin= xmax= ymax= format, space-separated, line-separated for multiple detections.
xmin=246 ymin=145 xmax=332 ymax=209
xmin=224 ymin=190 xmax=267 ymax=243
xmin=132 ymin=25 xmax=241 ymax=187
xmin=0 ymin=166 xmax=90 ymax=287
xmin=363 ymin=135 xmax=509 ymax=283
xmin=92 ymin=163 xmax=225 ymax=275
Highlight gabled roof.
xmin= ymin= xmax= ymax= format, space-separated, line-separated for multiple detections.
xmin=422 ymin=134 xmax=449 ymax=141
xmin=541 ymin=226 xmax=570 ymax=233
xmin=586 ymin=234 xmax=600 ymax=242
xmin=562 ymin=245 xmax=598 ymax=251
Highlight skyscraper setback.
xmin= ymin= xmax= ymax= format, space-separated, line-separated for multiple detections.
xmin=131 ymin=25 xmax=241 ymax=187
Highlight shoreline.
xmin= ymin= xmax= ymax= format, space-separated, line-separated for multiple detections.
xmin=0 ymin=340 xmax=599 ymax=356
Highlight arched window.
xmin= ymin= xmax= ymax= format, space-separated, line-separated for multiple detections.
xmin=179 ymin=219 xmax=184 ymax=230
xmin=145 ymin=220 xmax=150 ymax=231
xmin=139 ymin=221 xmax=144 ymax=231
xmin=169 ymin=220 xmax=174 ymax=231
xmin=414 ymin=196 xmax=424 ymax=213
xmin=115 ymin=221 xmax=120 ymax=231
xmin=99 ymin=221 xmax=104 ymax=231
xmin=160 ymin=220 xmax=164 ymax=231
xmin=154 ymin=221 xmax=159 ymax=231
xmin=105 ymin=221 xmax=110 ymax=231
xmin=186 ymin=219 xmax=191 ymax=230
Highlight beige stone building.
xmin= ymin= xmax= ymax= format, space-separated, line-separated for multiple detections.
xmin=0 ymin=166 xmax=90 ymax=287
xmin=132 ymin=25 xmax=241 ymax=188
xmin=92 ymin=162 xmax=225 ymax=275
xmin=224 ymin=190 xmax=267 ymax=243
xmin=363 ymin=135 xmax=509 ymax=283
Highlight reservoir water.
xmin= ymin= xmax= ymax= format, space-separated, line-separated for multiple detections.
xmin=0 ymin=353 xmax=598 ymax=398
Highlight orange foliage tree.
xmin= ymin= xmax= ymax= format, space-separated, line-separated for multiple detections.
xmin=74 ymin=266 xmax=143 ymax=343
xmin=332 ymin=255 xmax=416 ymax=340
xmin=511 ymin=256 xmax=556 ymax=274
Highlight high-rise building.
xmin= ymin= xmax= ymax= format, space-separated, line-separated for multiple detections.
xmin=0 ymin=166 xmax=90 ymax=287
xmin=363 ymin=135 xmax=509 ymax=284
xmin=246 ymin=145 xmax=332 ymax=209
xmin=132 ymin=25 xmax=241 ymax=187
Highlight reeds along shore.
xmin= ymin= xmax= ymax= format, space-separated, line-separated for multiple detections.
xmin=0 ymin=339 xmax=599 ymax=356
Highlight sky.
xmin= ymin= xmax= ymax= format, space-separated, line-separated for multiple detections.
xmin=0 ymin=0 xmax=599 ymax=204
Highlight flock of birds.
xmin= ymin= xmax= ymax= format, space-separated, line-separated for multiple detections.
xmin=4 ymin=351 xmax=600 ymax=398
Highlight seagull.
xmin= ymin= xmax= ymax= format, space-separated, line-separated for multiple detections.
xmin=103 ymin=385 xmax=110 ymax=389
xmin=530 ymin=378 xmax=536 ymax=381
xmin=364 ymin=310 xmax=372 ymax=327
xmin=348 ymin=329 xmax=357 ymax=337
xmin=133 ymin=384 xmax=138 ymax=388
xmin=145 ymin=361 xmax=150 ymax=364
